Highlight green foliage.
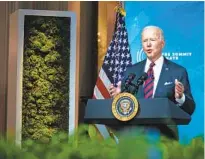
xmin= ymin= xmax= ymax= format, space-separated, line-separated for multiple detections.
xmin=23 ymin=15 xmax=70 ymax=141
xmin=160 ymin=135 xmax=204 ymax=159
xmin=0 ymin=126 xmax=204 ymax=159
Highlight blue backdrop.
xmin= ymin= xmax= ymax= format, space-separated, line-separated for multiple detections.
xmin=125 ymin=1 xmax=204 ymax=142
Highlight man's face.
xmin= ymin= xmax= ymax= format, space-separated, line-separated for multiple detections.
xmin=141 ymin=28 xmax=164 ymax=61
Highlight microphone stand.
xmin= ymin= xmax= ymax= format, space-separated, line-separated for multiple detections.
xmin=131 ymin=79 xmax=144 ymax=95
xmin=122 ymin=73 xmax=148 ymax=95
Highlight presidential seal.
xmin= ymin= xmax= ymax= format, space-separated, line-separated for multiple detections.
xmin=112 ymin=92 xmax=139 ymax=122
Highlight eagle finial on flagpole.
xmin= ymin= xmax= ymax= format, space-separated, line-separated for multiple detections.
xmin=114 ymin=1 xmax=126 ymax=16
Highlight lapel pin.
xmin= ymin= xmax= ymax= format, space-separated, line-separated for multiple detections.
xmin=165 ymin=67 xmax=169 ymax=71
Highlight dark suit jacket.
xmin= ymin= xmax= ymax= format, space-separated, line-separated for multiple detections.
xmin=120 ymin=57 xmax=195 ymax=140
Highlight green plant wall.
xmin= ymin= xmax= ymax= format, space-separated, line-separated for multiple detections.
xmin=22 ymin=15 xmax=70 ymax=141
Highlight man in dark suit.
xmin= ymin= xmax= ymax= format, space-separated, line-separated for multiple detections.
xmin=109 ymin=25 xmax=195 ymax=140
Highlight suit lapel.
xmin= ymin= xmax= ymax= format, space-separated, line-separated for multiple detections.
xmin=154 ymin=57 xmax=170 ymax=98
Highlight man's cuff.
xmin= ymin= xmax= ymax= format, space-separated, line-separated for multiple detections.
xmin=175 ymin=93 xmax=185 ymax=106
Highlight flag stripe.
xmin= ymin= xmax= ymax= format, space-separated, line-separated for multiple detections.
xmin=96 ymin=77 xmax=111 ymax=98
xmin=93 ymin=85 xmax=104 ymax=99
xmin=99 ymin=69 xmax=112 ymax=89
xmin=94 ymin=124 xmax=110 ymax=139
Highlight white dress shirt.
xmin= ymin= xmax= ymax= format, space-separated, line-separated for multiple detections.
xmin=144 ymin=56 xmax=185 ymax=105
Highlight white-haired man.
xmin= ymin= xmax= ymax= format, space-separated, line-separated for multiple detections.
xmin=109 ymin=26 xmax=195 ymax=140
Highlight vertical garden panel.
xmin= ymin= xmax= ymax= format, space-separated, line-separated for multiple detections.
xmin=7 ymin=9 xmax=76 ymax=144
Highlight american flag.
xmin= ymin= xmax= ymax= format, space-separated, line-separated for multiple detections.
xmin=91 ymin=6 xmax=132 ymax=141
xmin=93 ymin=9 xmax=132 ymax=99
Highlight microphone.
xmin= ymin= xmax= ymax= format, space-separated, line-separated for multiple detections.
xmin=122 ymin=73 xmax=148 ymax=94
xmin=131 ymin=72 xmax=148 ymax=94
xmin=122 ymin=73 xmax=136 ymax=92
xmin=125 ymin=73 xmax=136 ymax=86
xmin=135 ymin=72 xmax=148 ymax=86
